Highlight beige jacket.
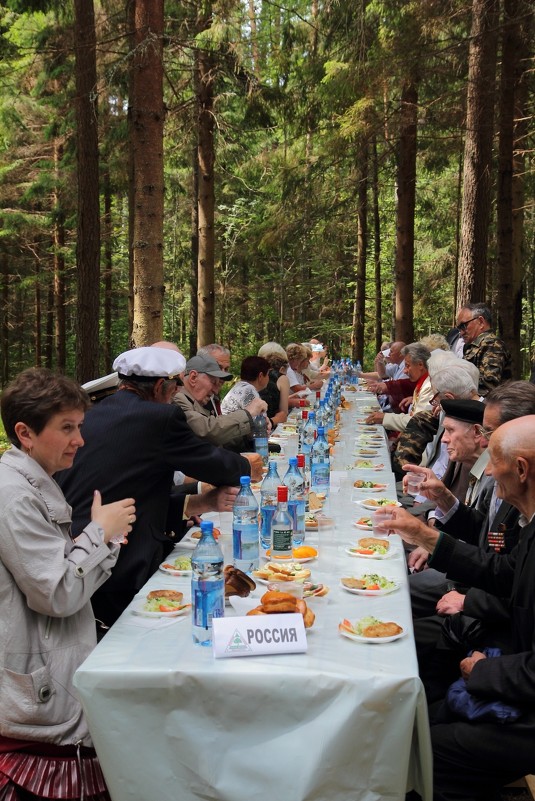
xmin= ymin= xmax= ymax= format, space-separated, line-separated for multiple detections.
xmin=0 ymin=447 xmax=117 ymax=745
xmin=174 ymin=389 xmax=253 ymax=450
xmin=382 ymin=376 xmax=434 ymax=433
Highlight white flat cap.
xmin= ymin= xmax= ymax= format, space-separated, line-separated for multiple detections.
xmin=113 ymin=346 xmax=186 ymax=380
xmin=82 ymin=372 xmax=119 ymax=393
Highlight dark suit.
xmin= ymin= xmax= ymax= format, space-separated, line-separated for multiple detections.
xmin=57 ymin=390 xmax=251 ymax=627
xmin=427 ymin=519 xmax=535 ymax=800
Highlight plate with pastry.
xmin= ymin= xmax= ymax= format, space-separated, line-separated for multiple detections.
xmin=338 ymin=616 xmax=405 ymax=643
xmin=159 ymin=554 xmax=192 ymax=576
xmin=246 ymin=590 xmax=315 ymax=629
xmin=305 ymin=514 xmax=319 ymax=531
xmin=346 ymin=537 xmax=392 ymax=559
xmin=353 ymin=517 xmax=373 ymax=530
xmin=352 ymin=480 xmax=388 ymax=492
xmin=340 ymin=574 xmax=399 ymax=596
xmin=252 ymin=562 xmax=312 ymax=584
xmin=353 ymin=460 xmax=385 ymax=470
xmin=132 ymin=590 xmax=191 ymax=617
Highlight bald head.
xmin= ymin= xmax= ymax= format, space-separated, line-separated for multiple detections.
xmin=151 ymin=341 xmax=181 ymax=352
xmin=487 ymin=416 xmax=535 ymax=516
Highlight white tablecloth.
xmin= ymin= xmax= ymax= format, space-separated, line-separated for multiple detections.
xmin=74 ymin=389 xmax=433 ymax=801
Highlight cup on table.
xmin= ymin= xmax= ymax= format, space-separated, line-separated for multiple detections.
xmin=405 ymin=472 xmax=424 ymax=497
xmin=267 ymin=580 xmax=303 ymax=599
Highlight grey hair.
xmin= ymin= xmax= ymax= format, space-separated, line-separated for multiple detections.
xmin=401 ymin=342 xmax=431 ymax=368
xmin=197 ymin=344 xmax=230 ymax=358
xmin=258 ymin=341 xmax=287 ymax=359
xmin=485 ymin=380 xmax=535 ymax=424
xmin=428 ymin=350 xmax=461 ymax=377
xmin=431 ymin=366 xmax=478 ymax=398
xmin=460 ymin=302 xmax=492 ymax=326
xmin=420 ymin=333 xmax=450 ymax=352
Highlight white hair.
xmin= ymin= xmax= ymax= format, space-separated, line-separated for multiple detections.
xmin=258 ymin=341 xmax=287 ymax=358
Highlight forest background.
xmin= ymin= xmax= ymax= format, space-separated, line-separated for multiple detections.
xmin=0 ymin=0 xmax=534 ymax=390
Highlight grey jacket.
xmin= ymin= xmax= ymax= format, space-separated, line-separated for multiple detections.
xmin=0 ymin=447 xmax=118 ymax=745
xmin=174 ymin=389 xmax=253 ymax=450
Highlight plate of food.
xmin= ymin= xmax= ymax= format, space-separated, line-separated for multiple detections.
xmin=356 ymin=498 xmax=401 ymax=511
xmin=308 ymin=492 xmax=325 ymax=511
xmin=340 ymin=574 xmax=399 ymax=596
xmin=263 ymin=546 xmax=318 ymax=563
xmin=302 ymin=581 xmax=329 ymax=599
xmin=132 ymin=590 xmax=191 ymax=617
xmin=354 ymin=460 xmax=385 ymax=470
xmin=305 ymin=514 xmax=318 ymax=531
xmin=354 ymin=449 xmax=381 ymax=457
xmin=353 ymin=480 xmax=388 ymax=491
xmin=253 ymin=562 xmax=311 ymax=583
xmin=338 ymin=616 xmax=405 ymax=643
xmin=346 ymin=537 xmax=392 ymax=558
xmin=159 ymin=554 xmax=192 ymax=576
xmin=354 ymin=517 xmax=373 ymax=530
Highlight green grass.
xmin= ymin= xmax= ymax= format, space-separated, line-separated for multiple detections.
xmin=0 ymin=420 xmax=9 ymax=454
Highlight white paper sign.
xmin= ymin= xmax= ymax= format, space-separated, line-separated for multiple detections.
xmin=212 ymin=613 xmax=307 ymax=658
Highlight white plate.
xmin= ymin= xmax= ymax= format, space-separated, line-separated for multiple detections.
xmin=339 ymin=578 xmax=400 ymax=596
xmin=262 ymin=552 xmax=317 ymax=563
xmin=353 ymin=464 xmax=385 ymax=471
xmin=353 ymin=521 xmax=373 ymax=530
xmin=352 ymin=486 xmax=388 ymax=493
xmin=356 ymin=500 xmax=401 ymax=511
xmin=339 ymin=626 xmax=405 ymax=644
xmin=132 ymin=600 xmax=191 ymax=618
xmin=353 ymin=450 xmax=381 ymax=457
xmin=305 ymin=522 xmax=319 ymax=531
xmin=345 ymin=546 xmax=392 ymax=559
xmin=158 ymin=563 xmax=192 ymax=577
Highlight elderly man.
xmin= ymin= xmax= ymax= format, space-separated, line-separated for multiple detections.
xmin=365 ymin=342 xmax=433 ymax=431
xmin=58 ymin=347 xmax=262 ymax=630
xmin=456 ymin=302 xmax=512 ymax=396
xmin=379 ymin=416 xmax=535 ymax=800
xmin=174 ymin=354 xmax=265 ymax=451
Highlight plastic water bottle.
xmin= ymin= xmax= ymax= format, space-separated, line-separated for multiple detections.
xmin=301 ymin=410 xmax=316 ymax=469
xmin=283 ymin=456 xmax=306 ymax=546
xmin=310 ymin=426 xmax=330 ymax=498
xmin=252 ymin=414 xmax=269 ymax=465
xmin=191 ymin=520 xmax=224 ymax=646
xmin=232 ymin=476 xmax=259 ymax=572
xmin=270 ymin=485 xmax=293 ymax=560
xmin=260 ymin=461 xmax=281 ymax=551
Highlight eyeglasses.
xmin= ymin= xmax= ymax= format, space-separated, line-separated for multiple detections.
xmin=457 ymin=316 xmax=480 ymax=332
xmin=475 ymin=424 xmax=494 ymax=440
xmin=430 ymin=391 xmax=442 ymax=407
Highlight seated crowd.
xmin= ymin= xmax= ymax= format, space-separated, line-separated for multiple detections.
xmin=0 ymin=304 xmax=532 ymax=801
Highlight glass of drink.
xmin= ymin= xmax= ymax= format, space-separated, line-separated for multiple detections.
xmin=405 ymin=472 xmax=424 ymax=497
xmin=372 ymin=508 xmax=396 ymax=537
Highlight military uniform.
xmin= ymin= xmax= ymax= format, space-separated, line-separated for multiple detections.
xmin=463 ymin=331 xmax=512 ymax=396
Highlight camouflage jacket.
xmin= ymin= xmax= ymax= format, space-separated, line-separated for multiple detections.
xmin=463 ymin=331 xmax=512 ymax=396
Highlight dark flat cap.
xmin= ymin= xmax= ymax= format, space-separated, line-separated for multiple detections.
xmin=441 ymin=398 xmax=484 ymax=425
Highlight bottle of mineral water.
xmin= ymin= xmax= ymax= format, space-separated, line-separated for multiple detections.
xmin=260 ymin=461 xmax=281 ymax=551
xmin=310 ymin=426 xmax=330 ymax=498
xmin=283 ymin=456 xmax=306 ymax=546
xmin=191 ymin=520 xmax=224 ymax=647
xmin=252 ymin=414 xmax=269 ymax=466
xmin=301 ymin=410 xmax=316 ymax=469
xmin=232 ymin=476 xmax=259 ymax=573
xmin=270 ymin=485 xmax=293 ymax=560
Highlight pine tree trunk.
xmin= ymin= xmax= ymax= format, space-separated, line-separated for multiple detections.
xmin=395 ymin=80 xmax=417 ymax=343
xmin=351 ymin=146 xmax=368 ymax=362
xmin=74 ymin=0 xmax=100 ymax=382
xmin=130 ymin=0 xmax=165 ymax=347
xmin=372 ymin=136 xmax=382 ymax=353
xmin=102 ymin=165 xmax=113 ymax=372
xmin=196 ymin=42 xmax=216 ymax=347
xmin=53 ymin=107 xmax=66 ymax=372
xmin=457 ymin=0 xmax=499 ymax=307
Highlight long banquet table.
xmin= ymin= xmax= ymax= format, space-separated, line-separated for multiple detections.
xmin=74 ymin=388 xmax=433 ymax=801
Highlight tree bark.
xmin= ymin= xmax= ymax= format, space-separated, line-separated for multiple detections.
xmin=102 ymin=164 xmax=113 ymax=373
xmin=457 ymin=0 xmax=499 ymax=307
xmin=189 ymin=141 xmax=199 ymax=357
xmin=196 ymin=39 xmax=216 ymax=347
xmin=351 ymin=146 xmax=368 ymax=363
xmin=395 ymin=80 xmax=418 ymax=343
xmin=372 ymin=136 xmax=382 ymax=353
xmin=74 ymin=0 xmax=100 ymax=382
xmin=130 ymin=0 xmax=165 ymax=347
xmin=53 ymin=135 xmax=66 ymax=372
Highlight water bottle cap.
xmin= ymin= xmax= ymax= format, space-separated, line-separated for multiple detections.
xmin=297 ymin=454 xmax=305 ymax=467
xmin=317 ymin=426 xmax=325 ymax=435
xmin=308 ymin=411 xmax=316 ymax=420
xmin=288 ymin=456 xmax=297 ymax=465
xmin=200 ymin=520 xmax=214 ymax=534
xmin=240 ymin=476 xmax=251 ymax=485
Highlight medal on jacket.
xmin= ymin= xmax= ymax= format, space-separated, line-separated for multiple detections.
xmin=487 ymin=524 xmax=506 ymax=552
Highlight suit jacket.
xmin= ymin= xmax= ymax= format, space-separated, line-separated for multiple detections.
xmin=174 ymin=389 xmax=253 ymax=452
xmin=430 ymin=518 xmax=535 ymax=707
xmin=57 ymin=390 xmax=251 ymax=603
